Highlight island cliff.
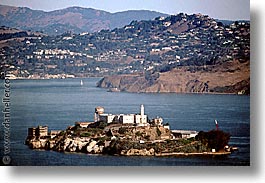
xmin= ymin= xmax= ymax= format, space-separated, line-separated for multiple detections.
xmin=97 ymin=60 xmax=249 ymax=94
xmin=25 ymin=106 xmax=235 ymax=157
xmin=25 ymin=124 xmax=233 ymax=156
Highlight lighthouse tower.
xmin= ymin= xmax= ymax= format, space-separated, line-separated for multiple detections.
xmin=134 ymin=105 xmax=148 ymax=126
xmin=140 ymin=104 xmax=144 ymax=117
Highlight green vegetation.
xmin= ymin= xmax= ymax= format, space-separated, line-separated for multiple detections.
xmin=98 ymin=122 xmax=108 ymax=129
xmin=144 ymin=135 xmax=151 ymax=141
xmin=26 ymin=120 xmax=232 ymax=156
xmin=196 ymin=130 xmax=230 ymax=151
xmin=87 ymin=127 xmax=103 ymax=136
xmin=59 ymin=131 xmax=66 ymax=136
xmin=118 ymin=127 xmax=127 ymax=134
xmin=102 ymin=129 xmax=230 ymax=155
xmin=176 ymin=138 xmax=195 ymax=145
xmin=96 ymin=136 xmax=109 ymax=146
xmin=135 ymin=131 xmax=142 ymax=137
xmin=80 ymin=132 xmax=91 ymax=137
xmin=104 ymin=137 xmax=208 ymax=154
xmin=156 ymin=127 xmax=161 ymax=136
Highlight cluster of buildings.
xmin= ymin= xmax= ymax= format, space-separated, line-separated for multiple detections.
xmin=28 ymin=125 xmax=61 ymax=139
xmin=27 ymin=105 xmax=160 ymax=139
xmin=27 ymin=104 xmax=199 ymax=140
xmin=28 ymin=126 xmax=48 ymax=138
xmin=94 ymin=105 xmax=148 ymax=126
xmin=75 ymin=105 xmax=167 ymax=129
xmin=1 ymin=13 xmax=249 ymax=79
xmin=32 ymin=48 xmax=93 ymax=60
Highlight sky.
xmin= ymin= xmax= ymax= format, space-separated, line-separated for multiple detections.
xmin=0 ymin=0 xmax=250 ymax=20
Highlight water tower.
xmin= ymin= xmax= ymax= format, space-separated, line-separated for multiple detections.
xmin=94 ymin=106 xmax=104 ymax=122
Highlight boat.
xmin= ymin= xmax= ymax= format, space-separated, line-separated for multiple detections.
xmin=107 ymin=87 xmax=120 ymax=92
xmin=224 ymin=145 xmax=239 ymax=152
xmin=80 ymin=79 xmax=83 ymax=86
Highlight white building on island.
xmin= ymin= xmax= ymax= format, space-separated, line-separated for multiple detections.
xmin=95 ymin=104 xmax=148 ymax=126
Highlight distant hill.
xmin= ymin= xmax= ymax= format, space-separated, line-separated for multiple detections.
xmin=97 ymin=60 xmax=250 ymax=94
xmin=0 ymin=5 xmax=168 ymax=35
xmin=215 ymin=19 xmax=249 ymax=26
xmin=0 ymin=12 xmax=250 ymax=94
xmin=0 ymin=26 xmax=46 ymax=49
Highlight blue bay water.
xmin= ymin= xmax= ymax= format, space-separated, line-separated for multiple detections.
xmin=0 ymin=78 xmax=250 ymax=166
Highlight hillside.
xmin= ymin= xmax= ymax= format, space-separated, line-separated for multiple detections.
xmin=97 ymin=60 xmax=250 ymax=94
xmin=0 ymin=5 xmax=168 ymax=35
xmin=1 ymin=12 xmax=250 ymax=93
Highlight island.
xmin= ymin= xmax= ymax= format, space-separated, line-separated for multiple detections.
xmin=25 ymin=105 xmax=235 ymax=156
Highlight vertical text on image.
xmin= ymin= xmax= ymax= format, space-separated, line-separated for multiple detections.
xmin=2 ymin=74 xmax=11 ymax=165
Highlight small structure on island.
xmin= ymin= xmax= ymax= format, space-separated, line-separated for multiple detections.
xmin=75 ymin=122 xmax=94 ymax=128
xmin=94 ymin=106 xmax=105 ymax=122
xmin=50 ymin=130 xmax=61 ymax=138
xmin=215 ymin=119 xmax=219 ymax=130
xmin=151 ymin=117 xmax=163 ymax=126
xmin=28 ymin=125 xmax=48 ymax=138
xmin=171 ymin=130 xmax=198 ymax=139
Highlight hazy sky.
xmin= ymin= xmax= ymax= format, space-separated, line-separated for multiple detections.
xmin=0 ymin=0 xmax=250 ymax=20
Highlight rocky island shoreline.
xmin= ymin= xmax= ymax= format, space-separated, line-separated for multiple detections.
xmin=25 ymin=105 xmax=235 ymax=157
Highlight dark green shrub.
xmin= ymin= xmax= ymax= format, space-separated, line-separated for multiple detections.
xmin=80 ymin=132 xmax=91 ymax=137
xmin=135 ymin=131 xmax=142 ymax=136
xmin=156 ymin=127 xmax=161 ymax=136
xmin=98 ymin=122 xmax=108 ymax=129
xmin=196 ymin=130 xmax=230 ymax=151
xmin=118 ymin=127 xmax=127 ymax=134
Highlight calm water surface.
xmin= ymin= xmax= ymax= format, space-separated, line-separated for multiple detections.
xmin=0 ymin=78 xmax=250 ymax=166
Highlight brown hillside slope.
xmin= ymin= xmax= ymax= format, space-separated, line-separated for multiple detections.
xmin=97 ymin=60 xmax=250 ymax=94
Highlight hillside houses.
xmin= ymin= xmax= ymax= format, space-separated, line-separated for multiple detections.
xmin=0 ymin=13 xmax=249 ymax=79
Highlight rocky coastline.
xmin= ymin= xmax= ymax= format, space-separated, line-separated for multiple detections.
xmin=97 ymin=60 xmax=250 ymax=94
xmin=25 ymin=122 xmax=235 ymax=157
